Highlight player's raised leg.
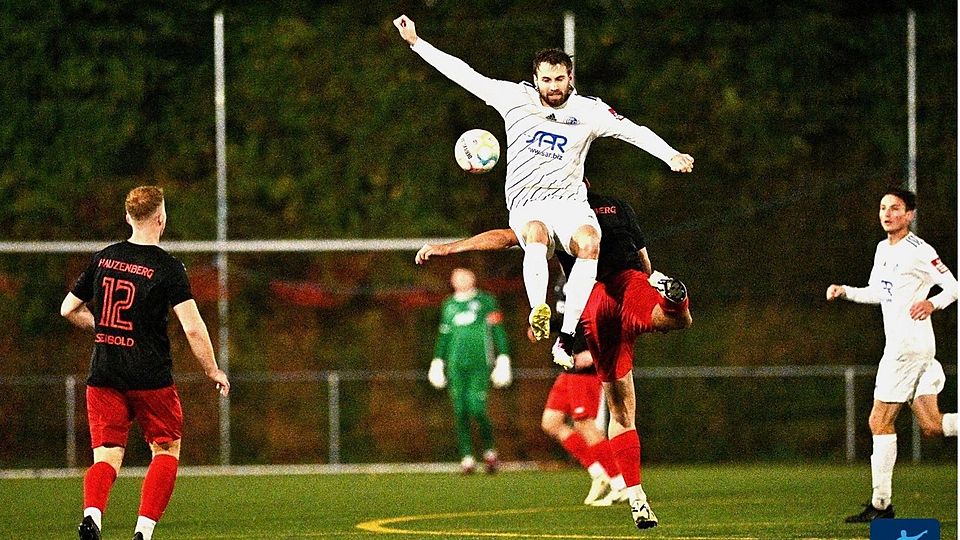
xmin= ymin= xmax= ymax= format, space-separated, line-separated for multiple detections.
xmin=554 ymin=224 xmax=600 ymax=368
xmin=519 ymin=220 xmax=552 ymax=341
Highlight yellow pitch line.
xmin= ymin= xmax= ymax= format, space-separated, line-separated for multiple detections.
xmin=356 ymin=507 xmax=760 ymax=539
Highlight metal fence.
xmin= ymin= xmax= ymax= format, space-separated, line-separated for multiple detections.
xmin=3 ymin=364 xmax=954 ymax=470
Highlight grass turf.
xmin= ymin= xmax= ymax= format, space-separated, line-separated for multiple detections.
xmin=1 ymin=462 xmax=955 ymax=539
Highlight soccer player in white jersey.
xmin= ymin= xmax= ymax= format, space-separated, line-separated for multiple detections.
xmin=826 ymin=186 xmax=958 ymax=523
xmin=393 ymin=15 xmax=694 ymax=368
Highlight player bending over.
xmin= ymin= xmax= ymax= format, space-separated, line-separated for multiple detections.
xmin=416 ymin=189 xmax=691 ymax=530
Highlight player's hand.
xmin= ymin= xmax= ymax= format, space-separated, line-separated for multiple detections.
xmin=825 ymin=284 xmax=845 ymax=301
xmin=490 ymin=354 xmax=511 ymax=388
xmin=209 ymin=369 xmax=230 ymax=397
xmin=415 ymin=244 xmax=436 ymax=265
xmin=670 ymin=153 xmax=694 ymax=173
xmin=428 ymin=358 xmax=447 ymax=389
xmin=572 ymin=351 xmax=594 ymax=371
xmin=393 ymin=15 xmax=418 ymax=46
xmin=909 ymin=299 xmax=935 ymax=321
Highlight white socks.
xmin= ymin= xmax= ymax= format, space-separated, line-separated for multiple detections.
xmin=942 ymin=413 xmax=958 ymax=437
xmin=522 ymin=243 xmax=549 ymax=308
xmin=83 ymin=508 xmax=103 ymax=530
xmin=587 ymin=462 xmax=606 ymax=479
xmin=610 ymin=474 xmax=627 ymax=491
xmin=627 ymin=483 xmax=648 ymax=504
xmin=561 ymin=258 xmax=598 ymax=335
xmin=135 ymin=516 xmax=157 ymax=540
xmin=870 ymin=434 xmax=897 ymax=510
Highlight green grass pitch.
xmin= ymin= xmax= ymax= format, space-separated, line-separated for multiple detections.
xmin=2 ymin=462 xmax=955 ymax=539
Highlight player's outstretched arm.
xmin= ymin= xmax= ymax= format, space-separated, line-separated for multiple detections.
xmin=173 ymin=299 xmax=230 ymax=396
xmin=415 ymin=229 xmax=519 ymax=265
xmin=393 ymin=15 xmax=418 ymax=46
xmin=60 ymin=292 xmax=95 ymax=331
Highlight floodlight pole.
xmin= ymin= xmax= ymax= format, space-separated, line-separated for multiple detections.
xmin=906 ymin=10 xmax=918 ymax=232
xmin=214 ymin=10 xmax=232 ymax=466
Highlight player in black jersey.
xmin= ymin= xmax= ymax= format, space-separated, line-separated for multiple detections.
xmin=415 ymin=187 xmax=690 ymax=531
xmin=61 ymin=186 xmax=230 ymax=540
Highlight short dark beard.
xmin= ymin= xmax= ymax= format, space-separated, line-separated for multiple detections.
xmin=540 ymin=87 xmax=571 ymax=107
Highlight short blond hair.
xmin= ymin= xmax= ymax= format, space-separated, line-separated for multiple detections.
xmin=125 ymin=186 xmax=164 ymax=221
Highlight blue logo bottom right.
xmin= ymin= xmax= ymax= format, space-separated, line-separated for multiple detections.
xmin=871 ymin=518 xmax=940 ymax=540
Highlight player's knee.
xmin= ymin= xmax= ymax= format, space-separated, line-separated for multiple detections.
xmin=150 ymin=438 xmax=181 ymax=459
xmin=571 ymin=229 xmax=600 ymax=258
xmin=521 ymin=221 xmax=549 ymax=244
xmin=93 ymin=445 xmax=125 ymax=472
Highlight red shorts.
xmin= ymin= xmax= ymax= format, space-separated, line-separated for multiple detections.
xmin=86 ymin=385 xmax=183 ymax=448
xmin=582 ymin=269 xmax=664 ymax=382
xmin=544 ymin=372 xmax=603 ymax=421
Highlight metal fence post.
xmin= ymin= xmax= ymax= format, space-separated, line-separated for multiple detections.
xmin=327 ymin=371 xmax=340 ymax=465
xmin=65 ymin=375 xmax=77 ymax=469
xmin=844 ymin=367 xmax=856 ymax=462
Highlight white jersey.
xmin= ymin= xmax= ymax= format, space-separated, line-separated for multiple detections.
xmin=411 ymin=39 xmax=679 ymax=212
xmin=844 ymin=232 xmax=958 ymax=358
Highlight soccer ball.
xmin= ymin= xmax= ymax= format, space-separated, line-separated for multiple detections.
xmin=454 ymin=129 xmax=500 ymax=173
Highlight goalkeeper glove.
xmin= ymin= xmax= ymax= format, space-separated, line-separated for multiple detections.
xmin=490 ymin=354 xmax=512 ymax=388
xmin=428 ymin=358 xmax=447 ymax=389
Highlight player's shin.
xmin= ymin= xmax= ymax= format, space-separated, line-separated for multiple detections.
xmin=561 ymin=259 xmax=597 ymax=335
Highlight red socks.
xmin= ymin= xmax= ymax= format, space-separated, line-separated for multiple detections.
xmin=138 ymin=454 xmax=179 ymax=521
xmin=609 ymin=430 xmax=642 ymax=487
xmin=591 ymin=439 xmax=619 ymax=478
xmin=560 ymin=432 xmax=594 ymax=470
xmin=83 ymin=461 xmax=118 ymax=512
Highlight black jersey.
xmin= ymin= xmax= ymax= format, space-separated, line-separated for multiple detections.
xmin=71 ymin=241 xmax=193 ymax=390
xmin=556 ymin=192 xmax=647 ymax=281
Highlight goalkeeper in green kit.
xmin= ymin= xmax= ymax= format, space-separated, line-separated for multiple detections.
xmin=429 ymin=268 xmax=512 ymax=474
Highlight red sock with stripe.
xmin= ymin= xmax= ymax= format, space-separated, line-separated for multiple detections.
xmin=83 ymin=461 xmax=117 ymax=514
xmin=560 ymin=432 xmax=594 ymax=470
xmin=138 ymin=454 xmax=179 ymax=521
xmin=609 ymin=430 xmax=642 ymax=487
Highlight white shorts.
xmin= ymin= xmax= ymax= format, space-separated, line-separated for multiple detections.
xmin=508 ymin=200 xmax=600 ymax=256
xmin=873 ymin=354 xmax=946 ymax=403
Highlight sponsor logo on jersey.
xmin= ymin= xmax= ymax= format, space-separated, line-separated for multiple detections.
xmin=525 ymin=130 xmax=568 ymax=160
xmin=593 ymin=206 xmax=618 ymax=215
xmin=608 ymin=107 xmax=624 ymax=120
xmin=453 ymin=310 xmax=478 ymax=326
xmin=881 ymin=280 xmax=893 ymax=297
xmin=526 ymin=131 xmax=568 ymax=152
xmin=932 ymin=258 xmax=949 ymax=274
xmin=95 ymin=333 xmax=136 ymax=347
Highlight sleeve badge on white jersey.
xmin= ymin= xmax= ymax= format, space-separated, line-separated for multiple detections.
xmin=607 ymin=107 xmax=624 ymax=120
xmin=931 ymin=258 xmax=949 ymax=274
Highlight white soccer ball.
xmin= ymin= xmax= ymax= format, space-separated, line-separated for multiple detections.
xmin=454 ymin=129 xmax=500 ymax=174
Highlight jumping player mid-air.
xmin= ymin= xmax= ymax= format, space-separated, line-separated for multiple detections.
xmin=395 ymin=14 xmax=693 ymax=369
xmin=416 ymin=188 xmax=690 ymax=530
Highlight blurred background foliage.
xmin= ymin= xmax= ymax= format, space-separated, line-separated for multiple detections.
xmin=0 ymin=0 xmax=955 ymax=466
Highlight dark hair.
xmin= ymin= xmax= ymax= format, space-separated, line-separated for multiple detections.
xmin=532 ymin=48 xmax=573 ymax=77
xmin=884 ymin=186 xmax=916 ymax=211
